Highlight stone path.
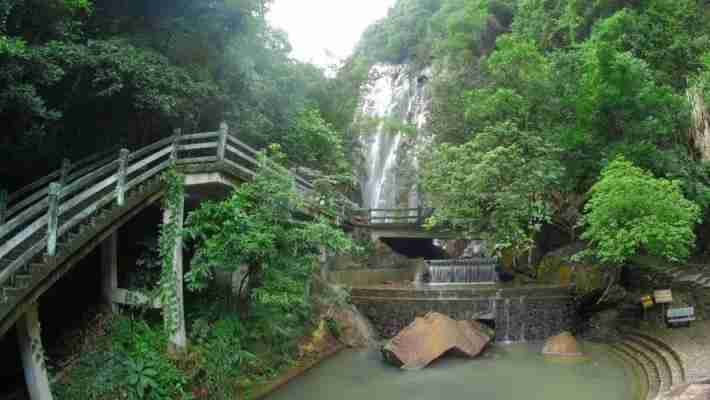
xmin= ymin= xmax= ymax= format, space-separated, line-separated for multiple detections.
xmin=639 ymin=321 xmax=710 ymax=384
xmin=650 ymin=264 xmax=710 ymax=383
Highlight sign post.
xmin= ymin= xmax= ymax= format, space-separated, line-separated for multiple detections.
xmin=654 ymin=289 xmax=673 ymax=324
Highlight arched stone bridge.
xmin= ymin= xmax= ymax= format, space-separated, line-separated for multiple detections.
xmin=0 ymin=123 xmax=355 ymax=399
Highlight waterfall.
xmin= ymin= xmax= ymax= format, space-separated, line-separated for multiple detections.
xmin=356 ymin=64 xmax=432 ymax=215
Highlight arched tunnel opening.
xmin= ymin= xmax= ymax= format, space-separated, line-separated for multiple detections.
xmin=380 ymin=237 xmax=449 ymax=259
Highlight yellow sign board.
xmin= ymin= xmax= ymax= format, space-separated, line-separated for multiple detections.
xmin=654 ymin=289 xmax=673 ymax=304
xmin=640 ymin=295 xmax=654 ymax=309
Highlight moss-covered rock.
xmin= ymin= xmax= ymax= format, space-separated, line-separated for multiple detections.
xmin=536 ymin=243 xmax=604 ymax=295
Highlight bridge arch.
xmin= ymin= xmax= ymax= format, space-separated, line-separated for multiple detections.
xmin=0 ymin=123 xmax=345 ymax=399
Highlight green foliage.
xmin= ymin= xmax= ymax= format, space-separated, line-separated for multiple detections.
xmin=423 ymin=122 xmax=564 ymax=255
xmin=54 ymin=317 xmax=188 ymax=400
xmin=693 ymin=52 xmax=710 ymax=104
xmin=185 ymin=149 xmax=352 ymax=312
xmin=430 ymin=0 xmax=492 ymax=62
xmin=1 ymin=0 xmax=351 ymax=193
xmin=158 ymin=168 xmax=185 ymax=335
xmin=283 ymin=107 xmax=348 ymax=174
xmin=197 ymin=317 xmax=256 ymax=400
xmin=581 ymin=157 xmax=701 ymax=265
xmin=352 ymin=0 xmax=710 ymax=251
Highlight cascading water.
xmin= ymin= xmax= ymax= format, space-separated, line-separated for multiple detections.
xmin=356 ymin=64 xmax=432 ymax=218
xmin=425 ymin=258 xmax=498 ymax=284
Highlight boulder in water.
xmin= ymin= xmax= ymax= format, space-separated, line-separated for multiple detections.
xmin=381 ymin=312 xmax=493 ymax=370
xmin=542 ymin=332 xmax=583 ymax=357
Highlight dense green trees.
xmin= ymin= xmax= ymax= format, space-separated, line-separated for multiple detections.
xmin=581 ymin=157 xmax=701 ymax=265
xmin=1 ymin=0 xmax=350 ymax=189
xmin=353 ymin=0 xmax=710 ymax=259
xmin=185 ymin=152 xmax=352 ymax=319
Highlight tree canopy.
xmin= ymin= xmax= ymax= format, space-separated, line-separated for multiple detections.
xmin=0 ymin=0 xmax=353 ymax=190
xmin=581 ymin=157 xmax=701 ymax=265
xmin=353 ymin=0 xmax=710 ymax=256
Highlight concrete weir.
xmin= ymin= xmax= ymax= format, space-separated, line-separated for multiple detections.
xmin=350 ymin=284 xmax=575 ymax=342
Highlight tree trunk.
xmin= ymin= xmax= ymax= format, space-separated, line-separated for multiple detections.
xmin=238 ymin=262 xmax=263 ymax=320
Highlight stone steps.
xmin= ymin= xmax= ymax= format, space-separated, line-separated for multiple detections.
xmin=611 ymin=329 xmax=691 ymax=400
xmin=624 ymin=331 xmax=686 ymax=385
xmin=610 ymin=344 xmax=651 ymax=400
xmin=622 ymin=339 xmax=672 ymax=395
xmin=612 ymin=341 xmax=661 ymax=400
xmin=0 ymin=178 xmax=161 ymax=309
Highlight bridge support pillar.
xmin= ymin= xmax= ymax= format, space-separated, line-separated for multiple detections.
xmin=164 ymin=197 xmax=187 ymax=354
xmin=17 ymin=303 xmax=53 ymax=400
xmin=101 ymin=232 xmax=119 ymax=313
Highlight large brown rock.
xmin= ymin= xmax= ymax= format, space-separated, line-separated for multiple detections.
xmin=381 ymin=312 xmax=493 ymax=370
xmin=542 ymin=332 xmax=583 ymax=357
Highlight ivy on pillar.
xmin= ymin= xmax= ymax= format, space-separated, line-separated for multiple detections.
xmin=101 ymin=233 xmax=119 ymax=313
xmin=17 ymin=303 xmax=53 ymax=400
xmin=163 ymin=194 xmax=186 ymax=354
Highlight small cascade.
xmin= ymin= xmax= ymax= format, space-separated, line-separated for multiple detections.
xmin=425 ymin=258 xmax=498 ymax=284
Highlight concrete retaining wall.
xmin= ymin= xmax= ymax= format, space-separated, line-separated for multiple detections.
xmin=351 ymin=286 xmax=575 ymax=342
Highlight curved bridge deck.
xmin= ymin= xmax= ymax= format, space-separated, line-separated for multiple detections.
xmin=0 ymin=124 xmax=348 ymax=338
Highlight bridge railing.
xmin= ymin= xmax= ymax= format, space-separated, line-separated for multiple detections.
xmin=352 ymin=207 xmax=435 ymax=225
xmin=0 ymin=124 xmax=345 ymax=291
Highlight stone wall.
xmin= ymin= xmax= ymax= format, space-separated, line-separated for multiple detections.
xmin=323 ymin=239 xmax=425 ymax=286
xmin=351 ymin=287 xmax=574 ymax=342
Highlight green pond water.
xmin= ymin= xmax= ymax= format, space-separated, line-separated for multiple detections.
xmin=267 ymin=342 xmax=635 ymax=400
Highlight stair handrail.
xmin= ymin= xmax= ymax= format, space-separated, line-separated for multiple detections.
xmin=0 ymin=123 xmax=353 ymax=291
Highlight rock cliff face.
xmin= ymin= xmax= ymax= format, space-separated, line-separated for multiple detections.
xmin=354 ymin=64 xmax=432 ymax=212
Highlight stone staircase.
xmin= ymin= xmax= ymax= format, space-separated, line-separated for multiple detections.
xmin=610 ymin=330 xmax=687 ymax=400
xmin=0 ymin=177 xmax=162 ymax=321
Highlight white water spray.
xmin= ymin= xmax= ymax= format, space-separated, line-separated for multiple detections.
xmin=356 ymin=64 xmax=432 ymax=215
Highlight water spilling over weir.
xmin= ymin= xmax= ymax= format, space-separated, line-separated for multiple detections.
xmin=425 ymin=258 xmax=498 ymax=284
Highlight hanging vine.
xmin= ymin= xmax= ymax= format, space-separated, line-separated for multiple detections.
xmin=158 ymin=167 xmax=185 ymax=335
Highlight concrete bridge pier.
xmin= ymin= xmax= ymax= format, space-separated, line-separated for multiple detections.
xmin=164 ymin=196 xmax=187 ymax=354
xmin=16 ymin=303 xmax=53 ymax=400
xmin=101 ymin=232 xmax=119 ymax=313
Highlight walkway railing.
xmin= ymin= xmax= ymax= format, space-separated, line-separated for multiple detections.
xmin=0 ymin=123 xmax=345 ymax=295
xmin=352 ymin=207 xmax=435 ymax=225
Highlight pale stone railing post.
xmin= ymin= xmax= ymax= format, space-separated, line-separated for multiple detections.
xmin=217 ymin=122 xmax=228 ymax=161
xmin=116 ymin=149 xmax=130 ymax=206
xmin=170 ymin=128 xmax=182 ymax=162
xmin=46 ymin=183 xmax=61 ymax=257
xmin=59 ymin=158 xmax=71 ymax=186
xmin=0 ymin=189 xmax=7 ymax=225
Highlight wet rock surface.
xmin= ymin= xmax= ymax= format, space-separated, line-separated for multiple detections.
xmin=542 ymin=332 xmax=583 ymax=357
xmin=381 ymin=312 xmax=493 ymax=370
